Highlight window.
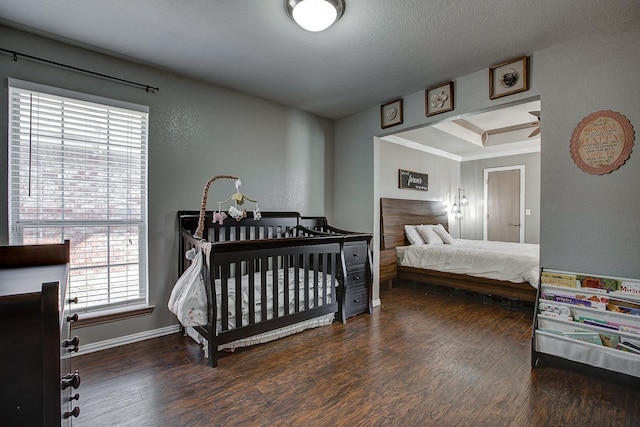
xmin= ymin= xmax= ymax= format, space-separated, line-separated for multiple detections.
xmin=8 ymin=79 xmax=149 ymax=315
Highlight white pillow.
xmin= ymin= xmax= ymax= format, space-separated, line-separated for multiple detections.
xmin=404 ymin=225 xmax=425 ymax=245
xmin=417 ymin=225 xmax=444 ymax=245
xmin=433 ymin=225 xmax=454 ymax=244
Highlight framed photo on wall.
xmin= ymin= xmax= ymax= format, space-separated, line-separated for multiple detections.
xmin=489 ymin=56 xmax=529 ymax=99
xmin=380 ymin=98 xmax=403 ymax=129
xmin=425 ymin=81 xmax=454 ymax=116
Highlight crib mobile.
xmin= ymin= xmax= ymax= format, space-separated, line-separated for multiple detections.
xmin=193 ymin=174 xmax=260 ymax=240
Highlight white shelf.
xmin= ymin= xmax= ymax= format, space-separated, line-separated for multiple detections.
xmin=534 ymin=269 xmax=640 ymax=379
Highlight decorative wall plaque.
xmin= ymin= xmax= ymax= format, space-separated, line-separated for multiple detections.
xmin=398 ymin=169 xmax=428 ymax=191
xmin=570 ymin=110 xmax=634 ymax=175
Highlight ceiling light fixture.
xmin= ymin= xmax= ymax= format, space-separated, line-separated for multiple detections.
xmin=285 ymin=0 xmax=345 ymax=32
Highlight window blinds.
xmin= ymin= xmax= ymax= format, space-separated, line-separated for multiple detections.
xmin=8 ymin=78 xmax=149 ymax=313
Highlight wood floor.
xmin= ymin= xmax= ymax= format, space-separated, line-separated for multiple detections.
xmin=73 ymin=285 xmax=640 ymax=426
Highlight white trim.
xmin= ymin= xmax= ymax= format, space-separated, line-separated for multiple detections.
xmin=372 ymin=298 xmax=381 ymax=307
xmin=382 ymin=135 xmax=463 ymax=162
xmin=71 ymin=324 xmax=180 ymax=357
xmin=483 ymin=165 xmax=526 ymax=242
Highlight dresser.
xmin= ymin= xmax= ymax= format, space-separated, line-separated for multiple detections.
xmin=300 ymin=217 xmax=373 ymax=322
xmin=0 ymin=241 xmax=80 ymax=426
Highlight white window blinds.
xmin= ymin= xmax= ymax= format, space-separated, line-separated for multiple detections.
xmin=8 ymin=78 xmax=149 ymax=314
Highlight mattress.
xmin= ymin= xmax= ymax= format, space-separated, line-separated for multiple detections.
xmin=398 ymin=239 xmax=539 ymax=287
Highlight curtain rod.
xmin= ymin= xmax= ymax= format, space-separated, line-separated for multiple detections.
xmin=1 ymin=47 xmax=159 ymax=93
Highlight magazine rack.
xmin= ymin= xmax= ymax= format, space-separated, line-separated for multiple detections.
xmin=532 ymin=268 xmax=640 ymax=384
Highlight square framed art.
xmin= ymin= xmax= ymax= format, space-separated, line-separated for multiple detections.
xmin=380 ymin=98 xmax=403 ymax=129
xmin=489 ymin=56 xmax=529 ymax=99
xmin=425 ymin=81 xmax=454 ymax=116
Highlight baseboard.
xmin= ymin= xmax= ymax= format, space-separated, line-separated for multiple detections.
xmin=72 ymin=324 xmax=181 ymax=357
xmin=372 ymin=298 xmax=381 ymax=307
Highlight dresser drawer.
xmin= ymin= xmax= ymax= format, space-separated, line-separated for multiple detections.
xmin=345 ymin=287 xmax=368 ymax=318
xmin=345 ymin=268 xmax=366 ymax=290
xmin=343 ymin=242 xmax=368 ymax=270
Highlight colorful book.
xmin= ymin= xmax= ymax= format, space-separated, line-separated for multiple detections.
xmin=562 ymin=331 xmax=602 ymax=345
xmin=616 ymin=343 xmax=640 ymax=354
xmin=598 ymin=332 xmax=620 ymax=348
xmin=619 ymin=281 xmax=640 ymax=297
xmin=578 ymin=275 xmax=621 ymax=292
xmin=541 ymin=271 xmax=577 ymax=288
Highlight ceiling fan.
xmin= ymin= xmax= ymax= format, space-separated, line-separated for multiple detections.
xmin=528 ymin=111 xmax=541 ymax=138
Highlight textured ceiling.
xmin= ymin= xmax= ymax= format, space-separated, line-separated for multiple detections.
xmin=1 ymin=1 xmax=639 ymax=120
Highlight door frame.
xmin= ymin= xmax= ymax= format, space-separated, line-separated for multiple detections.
xmin=483 ymin=165 xmax=525 ymax=242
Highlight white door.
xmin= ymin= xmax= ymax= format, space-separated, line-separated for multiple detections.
xmin=484 ymin=166 xmax=524 ymax=243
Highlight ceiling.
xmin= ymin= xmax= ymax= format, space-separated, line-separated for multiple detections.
xmin=385 ymin=100 xmax=542 ymax=160
xmin=1 ymin=1 xmax=639 ymax=122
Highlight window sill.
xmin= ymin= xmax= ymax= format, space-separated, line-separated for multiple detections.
xmin=73 ymin=304 xmax=155 ymax=328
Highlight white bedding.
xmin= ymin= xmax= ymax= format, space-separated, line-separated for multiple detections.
xmin=184 ymin=267 xmax=335 ymax=354
xmin=398 ymin=239 xmax=539 ymax=288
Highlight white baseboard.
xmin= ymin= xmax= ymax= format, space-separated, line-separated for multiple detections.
xmin=72 ymin=324 xmax=181 ymax=357
xmin=372 ymin=298 xmax=381 ymax=307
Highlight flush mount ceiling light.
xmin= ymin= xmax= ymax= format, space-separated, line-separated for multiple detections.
xmin=285 ymin=0 xmax=345 ymax=32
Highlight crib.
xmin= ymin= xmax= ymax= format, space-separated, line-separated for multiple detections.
xmin=177 ymin=210 xmax=352 ymax=367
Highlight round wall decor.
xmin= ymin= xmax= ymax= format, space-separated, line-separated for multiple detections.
xmin=570 ymin=110 xmax=635 ymax=175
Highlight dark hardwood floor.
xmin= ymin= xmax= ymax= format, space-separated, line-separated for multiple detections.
xmin=73 ymin=285 xmax=640 ymax=426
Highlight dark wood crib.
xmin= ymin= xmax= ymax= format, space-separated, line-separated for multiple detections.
xmin=177 ymin=211 xmax=371 ymax=367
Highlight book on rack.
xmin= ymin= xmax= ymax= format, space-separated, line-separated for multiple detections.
xmin=562 ymin=331 xmax=603 ymax=345
xmin=619 ymin=281 xmax=640 ymax=297
xmin=607 ymin=298 xmax=640 ymax=316
xmin=616 ymin=342 xmax=640 ymax=354
xmin=598 ymin=332 xmax=620 ymax=348
xmin=541 ymin=271 xmax=577 ymax=288
xmin=578 ymin=275 xmax=621 ymax=292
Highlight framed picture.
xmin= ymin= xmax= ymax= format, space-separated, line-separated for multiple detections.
xmin=425 ymin=81 xmax=454 ymax=116
xmin=398 ymin=169 xmax=428 ymax=191
xmin=380 ymin=98 xmax=403 ymax=129
xmin=489 ymin=56 xmax=529 ymax=99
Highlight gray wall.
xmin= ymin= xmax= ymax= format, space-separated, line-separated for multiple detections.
xmin=0 ymin=26 xmax=334 ymax=345
xmin=461 ymin=152 xmax=540 ymax=243
xmin=337 ymin=16 xmax=640 ymax=294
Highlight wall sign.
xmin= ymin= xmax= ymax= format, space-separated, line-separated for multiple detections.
xmin=570 ymin=110 xmax=635 ymax=175
xmin=399 ymin=169 xmax=428 ymax=191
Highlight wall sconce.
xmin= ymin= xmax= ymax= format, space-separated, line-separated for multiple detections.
xmin=285 ymin=0 xmax=345 ymax=32
xmin=451 ymin=188 xmax=469 ymax=238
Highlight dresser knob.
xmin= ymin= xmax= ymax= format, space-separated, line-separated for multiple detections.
xmin=353 ymin=276 xmax=360 ymax=281
xmin=63 ymin=406 xmax=80 ymax=419
xmin=67 ymin=313 xmax=79 ymax=323
xmin=70 ymin=393 xmax=80 ymax=401
xmin=68 ymin=297 xmax=79 ymax=304
xmin=352 ymin=253 xmax=359 ymax=258
xmin=353 ymin=298 xmax=360 ymax=303
xmin=61 ymin=371 xmax=81 ymax=390
xmin=63 ymin=336 xmax=80 ymax=352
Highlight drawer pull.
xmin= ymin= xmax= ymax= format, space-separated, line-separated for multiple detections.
xmin=70 ymin=393 xmax=80 ymax=401
xmin=353 ymin=298 xmax=360 ymax=303
xmin=68 ymin=297 xmax=79 ymax=304
xmin=64 ymin=406 xmax=80 ymax=419
xmin=63 ymin=336 xmax=80 ymax=352
xmin=61 ymin=371 xmax=81 ymax=390
xmin=353 ymin=276 xmax=360 ymax=281
xmin=67 ymin=313 xmax=79 ymax=323
xmin=352 ymin=253 xmax=359 ymax=258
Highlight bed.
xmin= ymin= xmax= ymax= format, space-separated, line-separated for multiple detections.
xmin=175 ymin=210 xmax=350 ymax=367
xmin=380 ymin=198 xmax=539 ymax=303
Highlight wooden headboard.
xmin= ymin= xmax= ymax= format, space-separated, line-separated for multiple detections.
xmin=378 ymin=198 xmax=448 ymax=287
xmin=379 ymin=198 xmax=448 ymax=250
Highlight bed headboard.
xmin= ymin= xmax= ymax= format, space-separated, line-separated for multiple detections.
xmin=379 ymin=198 xmax=448 ymax=250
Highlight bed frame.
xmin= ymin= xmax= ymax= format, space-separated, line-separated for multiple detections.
xmin=379 ymin=198 xmax=537 ymax=303
xmin=178 ymin=211 xmax=351 ymax=367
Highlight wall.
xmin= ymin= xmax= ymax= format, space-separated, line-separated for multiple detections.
xmin=0 ymin=26 xmax=335 ymax=346
xmin=336 ymin=16 xmax=640 ymax=295
xmin=461 ymin=152 xmax=540 ymax=243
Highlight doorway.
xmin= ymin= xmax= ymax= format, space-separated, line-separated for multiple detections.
xmin=484 ymin=165 xmax=525 ymax=243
